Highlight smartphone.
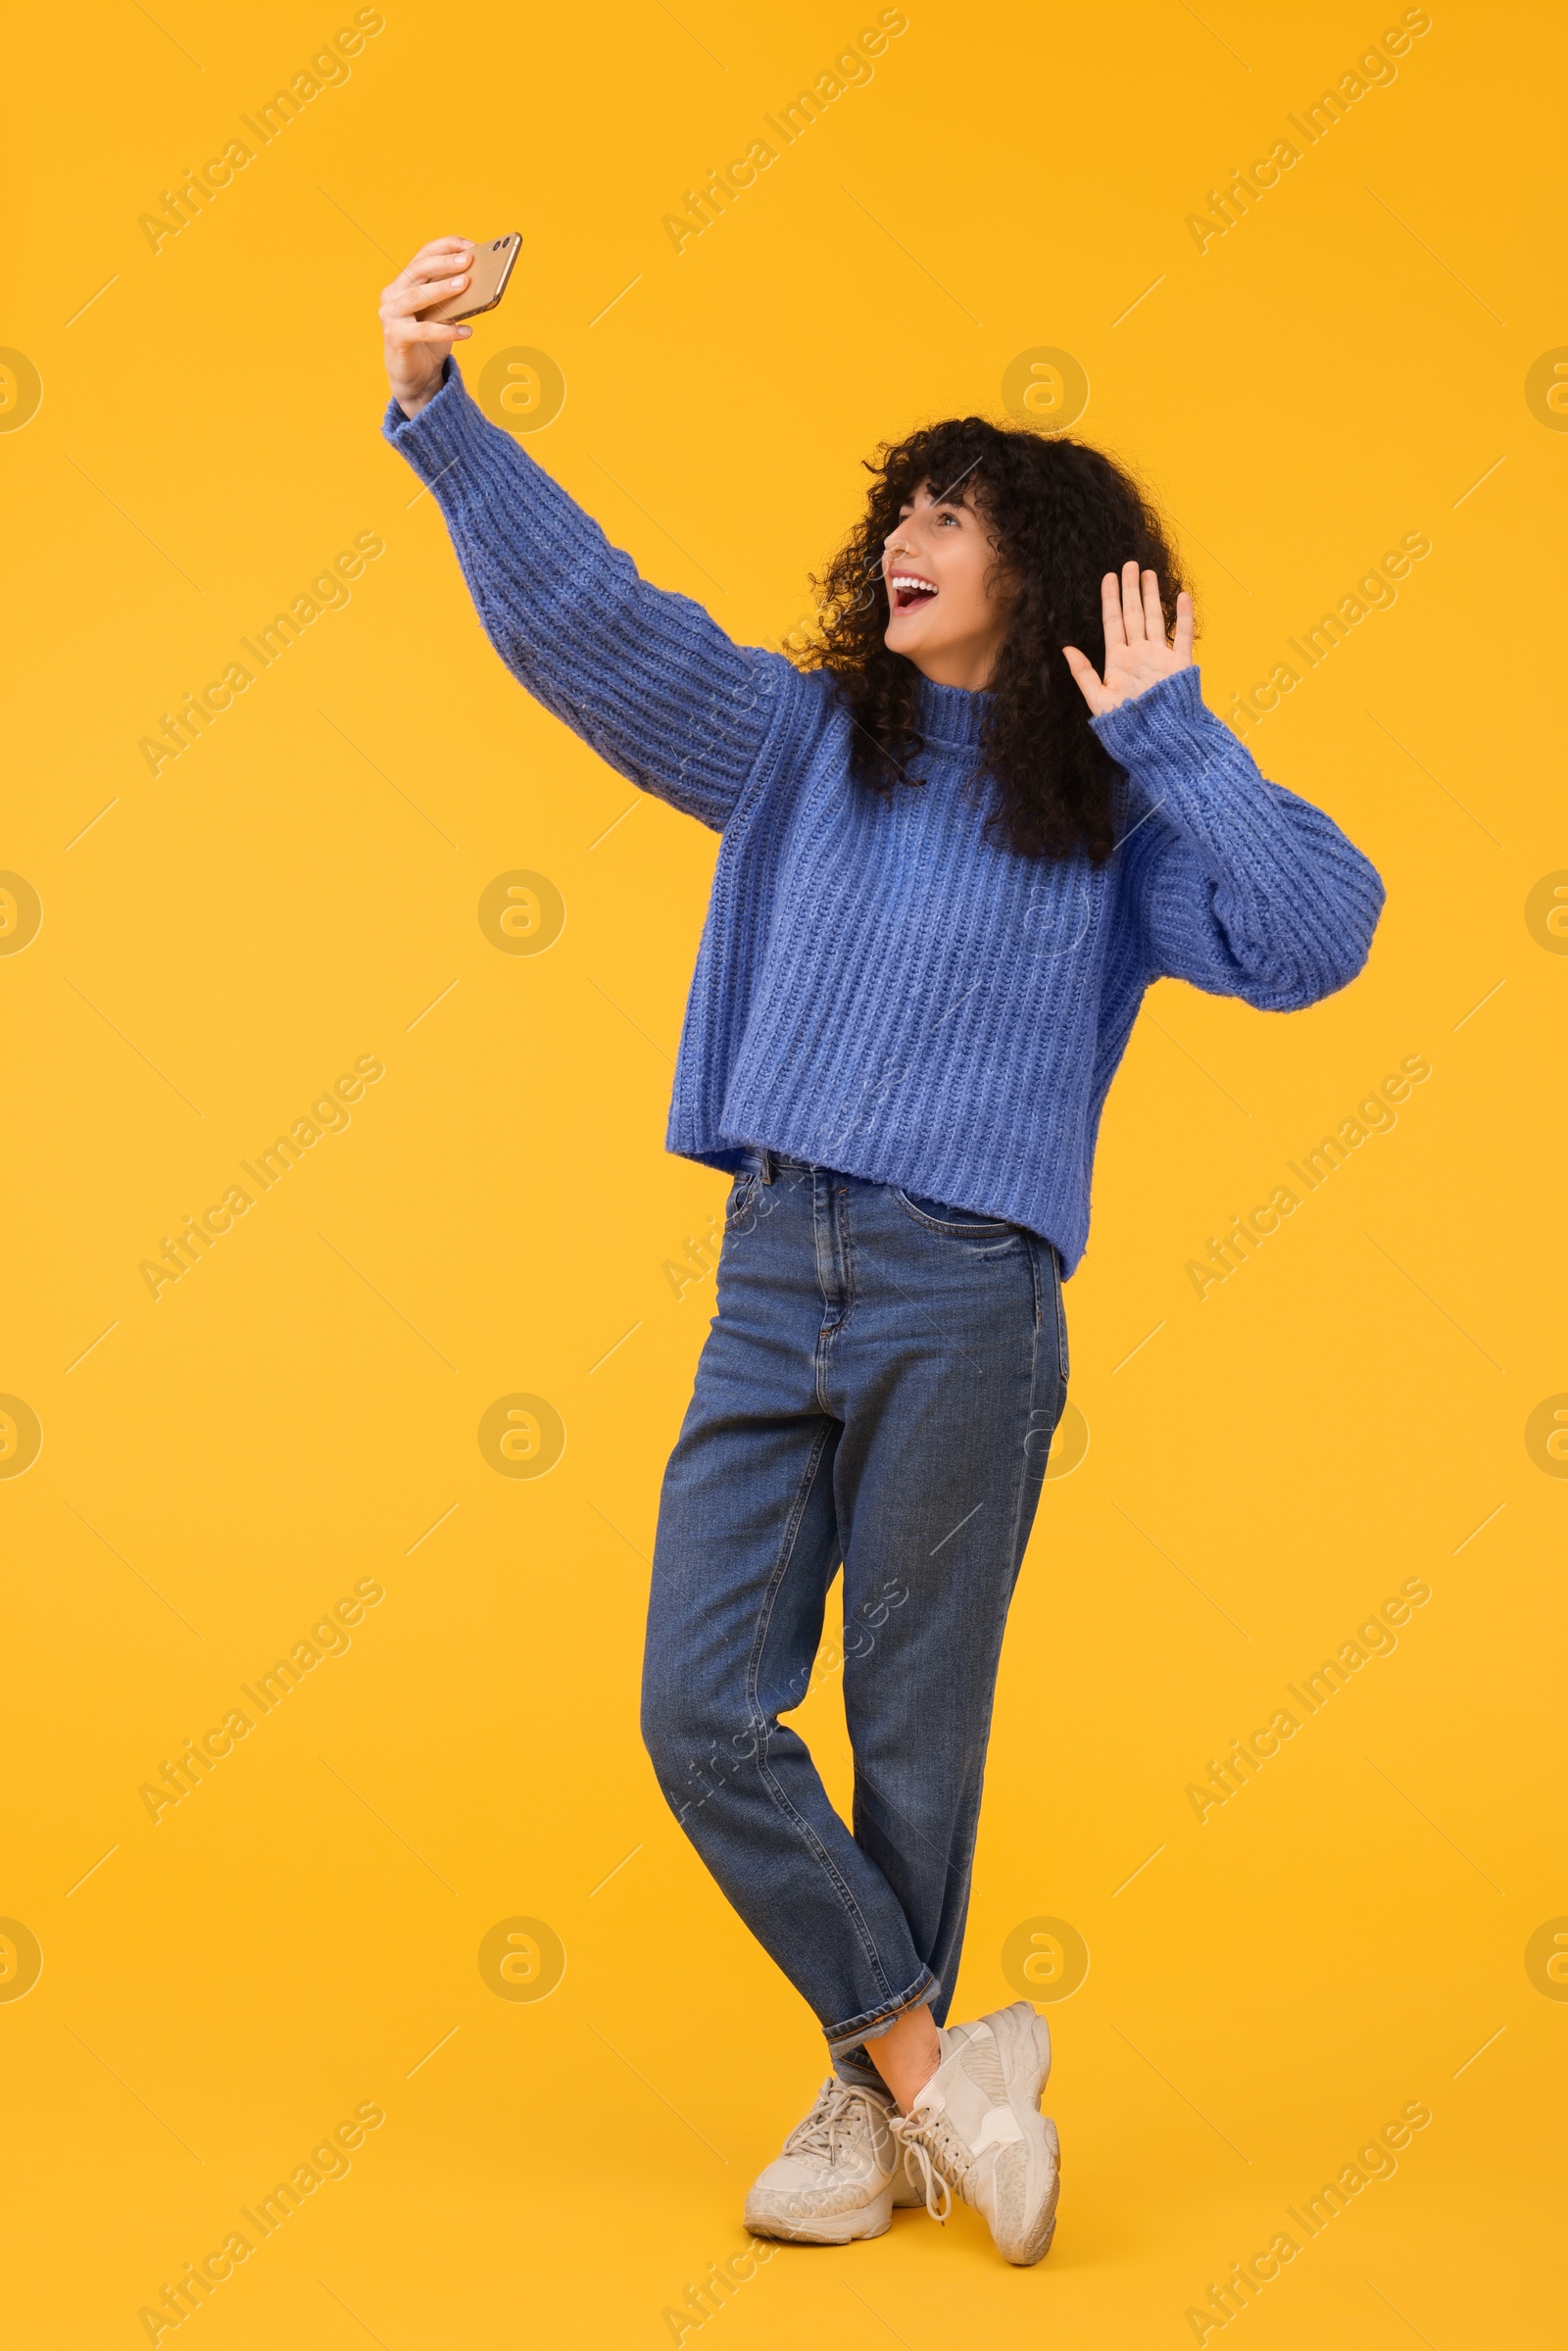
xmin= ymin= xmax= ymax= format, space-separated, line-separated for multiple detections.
xmin=418 ymin=234 xmax=521 ymax=325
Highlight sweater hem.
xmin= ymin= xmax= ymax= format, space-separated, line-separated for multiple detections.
xmin=664 ymin=1123 xmax=1081 ymax=1272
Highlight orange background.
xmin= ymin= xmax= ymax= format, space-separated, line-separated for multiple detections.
xmin=2 ymin=1 xmax=1564 ymax=2343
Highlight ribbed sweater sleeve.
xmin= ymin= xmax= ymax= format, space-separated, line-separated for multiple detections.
xmin=382 ymin=361 xmax=787 ymax=829
xmin=1091 ymin=666 xmax=1386 ymax=1010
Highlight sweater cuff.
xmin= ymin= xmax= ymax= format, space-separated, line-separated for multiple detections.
xmin=1088 ymin=663 xmax=1214 ymax=776
xmin=381 ymin=357 xmax=490 ymax=489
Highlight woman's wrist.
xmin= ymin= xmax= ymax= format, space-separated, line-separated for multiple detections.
xmin=392 ymin=357 xmax=451 ymax=422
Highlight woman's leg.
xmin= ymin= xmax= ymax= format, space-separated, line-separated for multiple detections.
xmin=642 ymin=1158 xmax=1067 ymax=2077
xmin=822 ymin=1176 xmax=1068 ymax=2087
xmin=640 ymin=1160 xmax=938 ymax=2051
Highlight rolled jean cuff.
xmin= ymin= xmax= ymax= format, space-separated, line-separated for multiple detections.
xmin=823 ymin=1968 xmax=941 ymax=2065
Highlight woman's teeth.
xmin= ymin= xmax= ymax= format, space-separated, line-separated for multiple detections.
xmin=889 ymin=573 xmax=938 ymax=612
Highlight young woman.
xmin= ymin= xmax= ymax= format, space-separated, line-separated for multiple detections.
xmin=380 ymin=240 xmax=1385 ymax=2267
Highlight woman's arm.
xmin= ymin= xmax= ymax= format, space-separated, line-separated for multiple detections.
xmin=1096 ymin=670 xmax=1386 ymax=1006
xmin=1066 ymin=565 xmax=1385 ymax=1006
xmin=379 ymin=241 xmax=787 ymax=832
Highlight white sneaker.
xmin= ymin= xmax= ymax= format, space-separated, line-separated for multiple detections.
xmin=745 ymin=2078 xmax=909 ymax=2243
xmin=891 ymin=2000 xmax=1060 ymax=2265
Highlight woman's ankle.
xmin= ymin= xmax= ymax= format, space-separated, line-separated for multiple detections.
xmin=867 ymin=2003 xmax=943 ymax=2112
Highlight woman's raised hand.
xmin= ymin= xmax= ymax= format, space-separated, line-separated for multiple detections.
xmin=380 ymin=238 xmax=478 ymax=418
xmin=1061 ymin=563 xmax=1195 ymax=715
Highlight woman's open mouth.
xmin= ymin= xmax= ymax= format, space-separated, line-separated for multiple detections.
xmin=889 ymin=571 xmax=939 ymax=614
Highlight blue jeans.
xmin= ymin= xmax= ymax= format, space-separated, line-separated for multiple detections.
xmin=641 ymin=1151 xmax=1069 ymax=2083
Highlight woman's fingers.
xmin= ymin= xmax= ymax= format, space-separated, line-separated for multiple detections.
xmin=1121 ymin=560 xmax=1147 ymax=643
xmin=381 ymin=282 xmax=466 ymax=323
xmin=402 ymin=239 xmax=475 ymax=280
xmin=1061 ymin=645 xmax=1108 ymax=710
xmin=381 ymin=242 xmax=475 ymax=314
xmin=392 ymin=242 xmax=473 ymax=288
xmin=1100 ymin=563 xmax=1194 ymax=676
xmin=382 ymin=268 xmax=473 ymax=319
xmin=408 ymin=244 xmax=474 ymax=282
xmin=1101 ymin=570 xmax=1127 ymax=651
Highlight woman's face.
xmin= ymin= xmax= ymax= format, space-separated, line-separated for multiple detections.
xmin=881 ymin=478 xmax=1016 ymax=691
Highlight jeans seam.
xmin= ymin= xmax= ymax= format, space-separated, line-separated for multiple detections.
xmin=1053 ymin=1244 xmax=1070 ymax=1385
xmin=813 ymin=1179 xmax=858 ymax=1412
xmin=743 ymin=1420 xmax=833 ymax=1733
xmin=755 ymin=1753 xmax=894 ymax=2005
xmin=725 ymin=1170 xmax=760 ymax=1231
xmin=1007 ymin=1236 xmax=1048 ymax=1581
xmin=745 ymin=1420 xmax=897 ymax=2008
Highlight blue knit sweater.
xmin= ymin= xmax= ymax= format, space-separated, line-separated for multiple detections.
xmin=385 ymin=364 xmax=1385 ymax=1274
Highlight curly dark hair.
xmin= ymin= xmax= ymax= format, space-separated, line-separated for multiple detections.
xmin=797 ymin=416 xmax=1193 ymax=865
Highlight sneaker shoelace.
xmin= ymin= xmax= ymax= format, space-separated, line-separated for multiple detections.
xmin=890 ymin=2109 xmax=967 ymax=2223
xmin=783 ymin=2082 xmax=888 ymax=2173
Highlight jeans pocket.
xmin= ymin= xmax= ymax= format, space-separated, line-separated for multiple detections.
xmin=894 ymin=1187 xmax=1016 ymax=1237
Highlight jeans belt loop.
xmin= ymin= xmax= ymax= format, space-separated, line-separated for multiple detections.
xmin=760 ymin=1147 xmax=774 ymax=1185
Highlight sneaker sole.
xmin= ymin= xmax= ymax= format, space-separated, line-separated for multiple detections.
xmin=744 ymin=2188 xmax=894 ymax=2246
xmin=980 ymin=2007 xmax=1060 ymax=2265
xmin=995 ymin=2148 xmax=1059 ymax=2265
